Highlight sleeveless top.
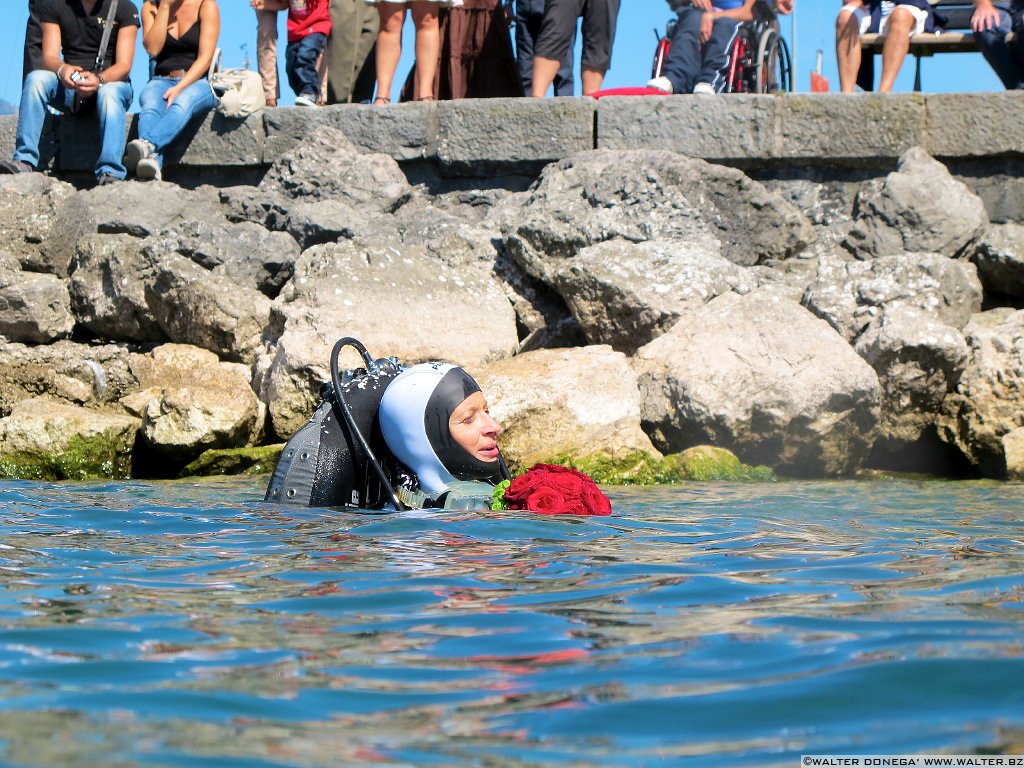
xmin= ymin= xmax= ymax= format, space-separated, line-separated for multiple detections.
xmin=154 ymin=2 xmax=204 ymax=77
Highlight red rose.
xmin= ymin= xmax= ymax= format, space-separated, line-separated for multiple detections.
xmin=526 ymin=488 xmax=567 ymax=515
xmin=582 ymin=484 xmax=612 ymax=516
xmin=500 ymin=464 xmax=613 ymax=516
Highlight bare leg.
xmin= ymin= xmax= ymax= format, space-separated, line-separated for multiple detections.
xmin=581 ymin=65 xmax=605 ymax=95
xmin=836 ymin=6 xmax=862 ymax=92
xmin=375 ymin=2 xmax=406 ymax=102
xmin=879 ymin=7 xmax=914 ymax=91
xmin=410 ymin=0 xmax=440 ymax=99
xmin=531 ymin=55 xmax=563 ymax=96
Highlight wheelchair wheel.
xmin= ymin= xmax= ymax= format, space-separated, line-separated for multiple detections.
xmin=755 ymin=28 xmax=793 ymax=93
xmin=725 ymin=25 xmax=758 ymax=93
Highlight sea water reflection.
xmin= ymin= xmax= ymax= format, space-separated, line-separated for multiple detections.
xmin=0 ymin=477 xmax=1021 ymax=767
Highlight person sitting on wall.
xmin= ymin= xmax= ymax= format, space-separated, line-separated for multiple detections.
xmin=1 ymin=0 xmax=140 ymax=182
xmin=835 ymin=0 xmax=943 ymax=92
xmin=972 ymin=0 xmax=1024 ymax=89
xmin=125 ymin=0 xmax=220 ymax=182
xmin=647 ymin=0 xmax=758 ymax=95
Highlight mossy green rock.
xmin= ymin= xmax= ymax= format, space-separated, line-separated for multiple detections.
xmin=179 ymin=444 xmax=284 ymax=478
xmin=540 ymin=446 xmax=775 ymax=485
xmin=0 ymin=431 xmax=134 ymax=481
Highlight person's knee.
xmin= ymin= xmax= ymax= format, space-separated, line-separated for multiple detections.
xmin=835 ymin=10 xmax=860 ymax=40
xmin=888 ymin=7 xmax=915 ymax=34
xmin=23 ymin=69 xmax=56 ymax=99
xmin=96 ymin=84 xmax=130 ymax=113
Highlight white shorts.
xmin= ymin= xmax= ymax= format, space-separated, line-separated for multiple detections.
xmin=840 ymin=3 xmax=929 ymax=37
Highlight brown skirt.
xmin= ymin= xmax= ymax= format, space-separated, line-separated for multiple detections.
xmin=401 ymin=0 xmax=525 ymax=101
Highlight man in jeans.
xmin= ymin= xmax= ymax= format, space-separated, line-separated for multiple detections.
xmin=1 ymin=0 xmax=140 ymax=183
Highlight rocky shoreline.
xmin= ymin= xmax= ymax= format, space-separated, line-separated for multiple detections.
xmin=2 ymin=124 xmax=1023 ymax=483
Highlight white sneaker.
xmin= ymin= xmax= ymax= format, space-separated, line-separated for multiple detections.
xmin=137 ymin=157 xmax=162 ymax=182
xmin=647 ymin=76 xmax=673 ymax=94
xmin=124 ymin=139 xmax=155 ymax=174
xmin=693 ymin=82 xmax=717 ymax=95
xmin=294 ymin=94 xmax=319 ymax=107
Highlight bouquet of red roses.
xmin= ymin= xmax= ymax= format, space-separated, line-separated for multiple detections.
xmin=491 ymin=464 xmax=612 ymax=516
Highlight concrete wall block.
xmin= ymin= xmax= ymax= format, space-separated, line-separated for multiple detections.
xmin=925 ymin=92 xmax=1024 ymax=158
xmin=777 ymin=93 xmax=928 ymax=161
xmin=597 ymin=94 xmax=776 ymax=160
xmin=0 ymin=113 xmax=58 ymax=170
xmin=57 ymin=110 xmax=130 ymax=172
xmin=262 ymin=103 xmax=435 ymax=162
xmin=435 ymin=96 xmax=595 ymax=175
xmin=174 ymin=110 xmax=266 ymax=166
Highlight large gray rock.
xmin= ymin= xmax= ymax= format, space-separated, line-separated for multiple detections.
xmin=502 ymin=149 xmax=814 ymax=287
xmin=802 ymin=252 xmax=983 ymax=342
xmin=68 ymin=233 xmax=165 ymax=342
xmin=257 ymin=238 xmax=519 ymax=438
xmin=147 ymin=219 xmax=300 ymax=298
xmin=0 ymin=173 xmax=93 ymax=276
xmin=121 ymin=344 xmax=266 ymax=461
xmin=0 ymin=256 xmax=75 ymax=343
xmin=78 ymin=180 xmax=223 ymax=238
xmin=939 ymin=308 xmax=1024 ymax=478
xmin=973 ymin=222 xmax=1024 ymax=299
xmin=260 ymin=125 xmax=411 ymax=212
xmin=0 ymin=398 xmax=140 ymax=479
xmin=142 ymin=247 xmax=272 ymax=365
xmin=1003 ymin=427 xmax=1024 ymax=482
xmin=0 ymin=340 xmax=142 ymax=417
xmin=550 ymin=238 xmax=757 ymax=354
xmin=853 ymin=306 xmax=969 ymax=444
xmin=475 ymin=345 xmax=661 ymax=470
xmin=634 ymin=291 xmax=881 ymax=477
xmin=844 ymin=147 xmax=989 ymax=259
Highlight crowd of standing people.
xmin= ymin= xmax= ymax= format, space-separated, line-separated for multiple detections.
xmin=3 ymin=0 xmax=1024 ymax=186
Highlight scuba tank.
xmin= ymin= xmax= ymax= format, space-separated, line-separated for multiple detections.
xmin=264 ymin=338 xmax=406 ymax=510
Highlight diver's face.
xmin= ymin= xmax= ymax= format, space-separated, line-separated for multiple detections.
xmin=448 ymin=391 xmax=501 ymax=463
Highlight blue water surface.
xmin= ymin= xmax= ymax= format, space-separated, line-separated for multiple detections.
xmin=0 ymin=477 xmax=1022 ymax=767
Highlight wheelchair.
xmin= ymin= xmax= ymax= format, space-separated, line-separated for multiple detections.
xmin=652 ymin=0 xmax=794 ymax=94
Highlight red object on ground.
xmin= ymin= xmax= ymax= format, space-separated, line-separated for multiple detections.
xmin=589 ymin=86 xmax=672 ymax=99
xmin=811 ymin=72 xmax=830 ymax=93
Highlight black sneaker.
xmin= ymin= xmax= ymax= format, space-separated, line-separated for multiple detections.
xmin=95 ymin=173 xmax=121 ymax=186
xmin=0 ymin=160 xmax=35 ymax=174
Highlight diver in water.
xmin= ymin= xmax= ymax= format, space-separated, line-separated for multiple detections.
xmin=379 ymin=362 xmax=509 ymax=510
xmin=265 ymin=339 xmax=511 ymax=511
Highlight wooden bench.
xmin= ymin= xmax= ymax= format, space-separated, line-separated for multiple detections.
xmin=858 ymin=0 xmax=1015 ymax=89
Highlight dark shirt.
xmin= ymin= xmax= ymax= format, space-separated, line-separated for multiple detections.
xmin=37 ymin=0 xmax=141 ymax=71
xmin=153 ymin=17 xmax=202 ymax=75
xmin=24 ymin=0 xmax=45 ymax=80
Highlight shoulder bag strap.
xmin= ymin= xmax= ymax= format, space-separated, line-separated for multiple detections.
xmin=93 ymin=0 xmax=120 ymax=73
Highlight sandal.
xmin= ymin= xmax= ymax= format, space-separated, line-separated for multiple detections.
xmin=416 ymin=96 xmax=435 ymax=102
xmin=373 ymin=96 xmax=391 ymax=105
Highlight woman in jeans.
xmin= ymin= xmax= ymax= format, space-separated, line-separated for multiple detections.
xmin=126 ymin=0 xmax=220 ymax=181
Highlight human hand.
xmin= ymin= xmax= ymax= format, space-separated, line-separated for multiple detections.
xmin=700 ymin=12 xmax=714 ymax=44
xmin=971 ymin=5 xmax=1001 ymax=32
xmin=74 ymin=70 xmax=100 ymax=95
xmin=164 ymin=83 xmax=184 ymax=106
xmin=692 ymin=0 xmax=713 ymax=11
xmin=776 ymin=0 xmax=793 ymax=14
xmin=250 ymin=0 xmax=264 ymax=9
xmin=60 ymin=64 xmax=84 ymax=89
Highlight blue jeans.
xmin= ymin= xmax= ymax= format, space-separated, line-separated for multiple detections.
xmin=285 ymin=32 xmax=327 ymax=99
xmin=14 ymin=69 xmax=133 ymax=179
xmin=661 ymin=7 xmax=744 ymax=93
xmin=975 ymin=5 xmax=1024 ymax=89
xmin=138 ymin=76 xmax=217 ymax=169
